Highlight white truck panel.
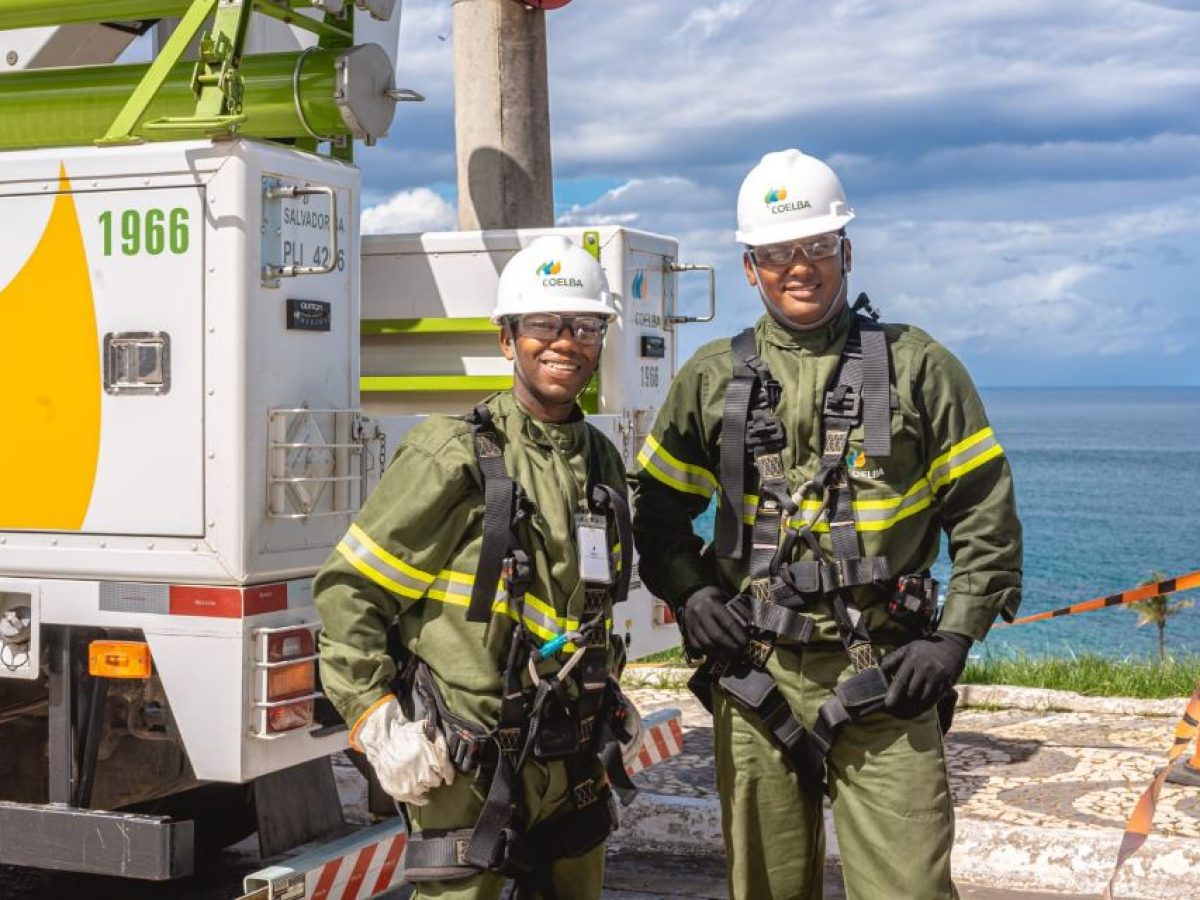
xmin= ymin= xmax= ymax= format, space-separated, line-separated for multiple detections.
xmin=0 ymin=140 xmax=365 ymax=584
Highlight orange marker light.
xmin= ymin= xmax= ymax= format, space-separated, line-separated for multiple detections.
xmin=88 ymin=640 xmax=152 ymax=679
xmin=267 ymin=660 xmax=315 ymax=701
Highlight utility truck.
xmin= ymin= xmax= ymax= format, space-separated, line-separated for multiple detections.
xmin=0 ymin=0 xmax=709 ymax=886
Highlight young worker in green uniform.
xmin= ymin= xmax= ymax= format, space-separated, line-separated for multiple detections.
xmin=315 ymin=235 xmax=641 ymax=900
xmin=633 ymin=150 xmax=1023 ymax=899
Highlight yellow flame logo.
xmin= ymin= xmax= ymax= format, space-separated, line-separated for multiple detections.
xmin=0 ymin=165 xmax=101 ymax=530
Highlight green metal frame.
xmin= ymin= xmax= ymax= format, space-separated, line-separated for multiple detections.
xmin=359 ymin=316 xmax=601 ymax=413
xmin=97 ymin=0 xmax=220 ymax=144
xmin=90 ymin=0 xmax=354 ymax=148
xmin=361 ymin=317 xmax=499 ymax=336
xmin=361 ymin=375 xmax=514 ymax=393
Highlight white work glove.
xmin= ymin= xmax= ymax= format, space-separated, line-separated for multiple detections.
xmin=619 ymin=701 xmax=646 ymax=769
xmin=352 ymin=696 xmax=455 ymax=806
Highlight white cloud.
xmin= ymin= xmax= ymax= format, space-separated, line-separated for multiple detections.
xmin=673 ymin=1 xmax=754 ymax=42
xmin=358 ymin=0 xmax=1200 ymax=383
xmin=361 ymin=187 xmax=455 ymax=234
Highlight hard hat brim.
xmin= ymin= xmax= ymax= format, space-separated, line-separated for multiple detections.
xmin=735 ymin=211 xmax=855 ymax=247
xmin=490 ymin=294 xmax=617 ymax=324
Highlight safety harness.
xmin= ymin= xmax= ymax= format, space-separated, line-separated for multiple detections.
xmin=400 ymin=404 xmax=638 ymax=895
xmin=691 ymin=296 xmax=939 ymax=786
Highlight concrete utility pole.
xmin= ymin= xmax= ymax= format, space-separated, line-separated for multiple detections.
xmin=452 ymin=0 xmax=554 ymax=230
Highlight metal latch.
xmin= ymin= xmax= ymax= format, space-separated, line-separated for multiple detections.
xmin=103 ymin=332 xmax=170 ymax=396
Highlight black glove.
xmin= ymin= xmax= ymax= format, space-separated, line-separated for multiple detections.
xmin=679 ymin=586 xmax=747 ymax=659
xmin=880 ymin=631 xmax=972 ymax=719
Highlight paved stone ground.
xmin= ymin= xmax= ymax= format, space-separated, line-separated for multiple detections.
xmin=3 ymin=682 xmax=1194 ymax=898
xmin=624 ymin=686 xmax=1200 ymax=841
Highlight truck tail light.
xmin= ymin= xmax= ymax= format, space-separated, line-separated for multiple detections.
xmin=267 ymin=661 xmax=315 ymax=701
xmin=267 ymin=628 xmax=313 ymax=662
xmin=267 ymin=701 xmax=315 ymax=734
xmin=88 ymin=640 xmax=152 ymax=678
xmin=261 ymin=626 xmax=318 ymax=735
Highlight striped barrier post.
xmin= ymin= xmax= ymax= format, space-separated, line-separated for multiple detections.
xmin=238 ymin=707 xmax=686 ymax=899
xmin=625 ymin=707 xmax=685 ymax=778
xmin=1165 ymin=716 xmax=1200 ymax=787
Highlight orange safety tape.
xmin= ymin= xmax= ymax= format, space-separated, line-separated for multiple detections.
xmin=998 ymin=570 xmax=1200 ymax=627
xmin=1102 ymin=681 xmax=1200 ymax=900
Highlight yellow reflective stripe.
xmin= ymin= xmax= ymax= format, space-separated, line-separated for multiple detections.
xmin=928 ymin=427 xmax=1003 ymax=493
xmin=342 ymin=524 xmax=436 ymax=593
xmin=757 ymin=479 xmax=938 ymax=533
xmin=741 ymin=494 xmax=758 ymax=526
xmin=424 ymin=568 xmax=578 ymax=644
xmin=636 ymin=434 xmax=717 ymax=499
xmin=336 ymin=540 xmax=426 ymax=599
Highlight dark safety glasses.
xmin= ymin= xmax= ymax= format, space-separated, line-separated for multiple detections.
xmin=513 ymin=313 xmax=608 ymax=346
xmin=749 ymin=232 xmax=843 ymax=267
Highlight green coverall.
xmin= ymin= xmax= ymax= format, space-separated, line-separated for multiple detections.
xmin=315 ymin=392 xmax=627 ymax=900
xmin=633 ymin=306 xmax=1022 ymax=899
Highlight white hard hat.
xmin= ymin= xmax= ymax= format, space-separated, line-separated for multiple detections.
xmin=735 ymin=149 xmax=855 ymax=247
xmin=492 ymin=235 xmax=615 ymax=323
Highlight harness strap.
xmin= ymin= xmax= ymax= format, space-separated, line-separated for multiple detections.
xmin=859 ymin=316 xmax=892 ymax=457
xmin=590 ymin=482 xmax=632 ymax=605
xmin=716 ymin=663 xmax=824 ymax=783
xmin=403 ymin=828 xmax=479 ymax=882
xmin=781 ymin=558 xmax=891 ymax=594
xmin=466 ymin=404 xmax=526 ymax=623
xmin=809 ymin=665 xmax=890 ymax=755
xmin=748 ymin=595 xmax=816 ymax=643
xmin=715 ymin=328 xmax=759 ymax=559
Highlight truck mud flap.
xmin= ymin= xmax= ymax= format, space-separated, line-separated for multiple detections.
xmin=0 ymin=800 xmax=194 ymax=879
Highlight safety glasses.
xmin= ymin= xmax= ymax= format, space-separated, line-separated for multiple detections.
xmin=749 ymin=233 xmax=843 ymax=268
xmin=513 ymin=313 xmax=608 ymax=346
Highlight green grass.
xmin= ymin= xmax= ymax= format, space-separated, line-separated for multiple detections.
xmin=633 ymin=646 xmax=1200 ymax=699
xmin=963 ymin=653 xmax=1200 ymax=699
xmin=634 ymin=644 xmax=686 ymax=665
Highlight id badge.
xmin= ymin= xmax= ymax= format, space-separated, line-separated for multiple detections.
xmin=575 ymin=513 xmax=612 ymax=585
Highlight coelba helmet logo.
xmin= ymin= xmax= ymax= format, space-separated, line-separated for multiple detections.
xmin=765 ymin=185 xmax=812 ymax=215
xmin=538 ymin=259 xmax=583 ymax=288
xmin=631 ymin=269 xmax=645 ymax=300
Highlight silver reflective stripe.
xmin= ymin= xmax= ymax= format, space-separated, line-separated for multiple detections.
xmin=852 ymin=481 xmax=932 ymax=525
xmin=928 ymin=428 xmax=1002 ymax=492
xmin=427 ymin=572 xmax=561 ymax=641
xmin=636 ymin=435 xmax=717 ymax=499
xmin=339 ymin=525 xmax=433 ymax=599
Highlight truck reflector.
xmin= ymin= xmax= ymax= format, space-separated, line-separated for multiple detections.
xmin=267 ymin=700 xmax=315 ymax=734
xmin=88 ymin=639 xmax=152 ymax=678
xmin=268 ymin=661 xmax=316 ymax=702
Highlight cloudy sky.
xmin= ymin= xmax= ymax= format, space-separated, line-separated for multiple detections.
xmin=360 ymin=0 xmax=1199 ymax=385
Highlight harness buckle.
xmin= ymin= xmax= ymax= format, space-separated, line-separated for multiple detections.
xmin=502 ymin=551 xmax=532 ymax=596
xmin=746 ymin=408 xmax=785 ymax=451
xmin=823 ymin=385 xmax=862 ymax=419
xmin=763 ymin=377 xmax=784 ymax=407
xmin=454 ymin=837 xmax=471 ymax=866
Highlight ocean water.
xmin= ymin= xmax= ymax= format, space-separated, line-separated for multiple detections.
xmin=690 ymin=388 xmax=1200 ymax=660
